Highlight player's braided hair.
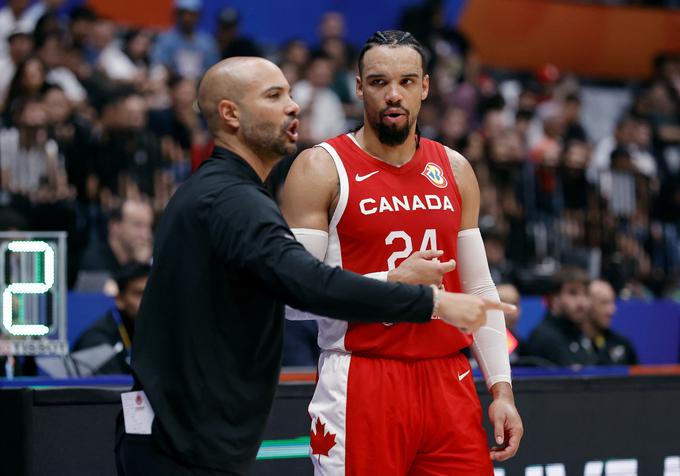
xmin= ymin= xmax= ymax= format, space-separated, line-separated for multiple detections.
xmin=352 ymin=30 xmax=426 ymax=148
xmin=357 ymin=30 xmax=427 ymax=76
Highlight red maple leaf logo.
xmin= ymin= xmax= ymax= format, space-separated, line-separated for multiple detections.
xmin=310 ymin=417 xmax=336 ymax=462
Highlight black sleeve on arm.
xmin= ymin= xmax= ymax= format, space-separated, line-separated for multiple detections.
xmin=208 ymin=185 xmax=433 ymax=324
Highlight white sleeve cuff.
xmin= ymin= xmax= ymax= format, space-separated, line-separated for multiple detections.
xmin=291 ymin=228 xmax=328 ymax=261
xmin=457 ymin=228 xmax=512 ymax=389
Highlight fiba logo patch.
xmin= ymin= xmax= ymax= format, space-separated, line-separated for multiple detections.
xmin=421 ymin=162 xmax=448 ymax=188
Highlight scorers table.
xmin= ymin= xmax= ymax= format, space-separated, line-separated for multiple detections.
xmin=1 ymin=368 xmax=680 ymax=476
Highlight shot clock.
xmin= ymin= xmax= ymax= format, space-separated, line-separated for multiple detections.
xmin=0 ymin=232 xmax=68 ymax=357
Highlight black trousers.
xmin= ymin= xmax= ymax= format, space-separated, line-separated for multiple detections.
xmin=114 ymin=412 xmax=245 ymax=476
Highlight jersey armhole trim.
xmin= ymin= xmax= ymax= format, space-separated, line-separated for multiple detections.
xmin=439 ymin=144 xmax=463 ymax=206
xmin=316 ymin=142 xmax=349 ymax=232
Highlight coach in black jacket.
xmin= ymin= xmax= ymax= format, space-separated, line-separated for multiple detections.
xmin=115 ymin=57 xmax=508 ymax=476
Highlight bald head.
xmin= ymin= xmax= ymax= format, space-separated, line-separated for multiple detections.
xmin=197 ymin=57 xmax=300 ymax=169
xmin=589 ymin=279 xmax=614 ymax=298
xmin=588 ymin=279 xmax=616 ymax=330
xmin=197 ymin=57 xmax=283 ymax=134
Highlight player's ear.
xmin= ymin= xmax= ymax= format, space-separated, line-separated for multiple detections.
xmin=219 ymin=99 xmax=240 ymax=129
xmin=421 ymin=74 xmax=430 ymax=101
xmin=356 ymin=75 xmax=364 ymax=101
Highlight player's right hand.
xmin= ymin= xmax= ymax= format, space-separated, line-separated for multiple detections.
xmin=437 ymin=293 xmax=517 ymax=334
xmin=387 ymin=250 xmax=456 ymax=287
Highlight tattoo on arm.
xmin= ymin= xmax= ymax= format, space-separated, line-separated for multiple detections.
xmin=448 ymin=151 xmax=464 ymax=184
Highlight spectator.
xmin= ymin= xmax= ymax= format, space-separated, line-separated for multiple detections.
xmin=562 ymin=93 xmax=587 ymax=143
xmin=582 ymin=279 xmax=638 ymax=365
xmin=292 ymin=52 xmax=346 ymax=147
xmin=43 ymin=84 xmax=94 ymax=199
xmin=0 ymin=0 xmax=31 ymax=60
xmin=215 ymin=7 xmax=261 ymax=59
xmin=72 ymin=262 xmax=151 ymax=374
xmin=316 ymin=11 xmax=346 ymax=44
xmin=559 ymin=139 xmax=599 ymax=265
xmin=1 ymin=55 xmax=46 ymax=125
xmin=79 ymin=199 xmax=153 ymax=279
xmin=497 ymin=283 xmax=526 ymax=364
xmin=92 ymin=91 xmax=166 ymax=203
xmin=65 ymin=6 xmax=95 ymax=56
xmin=97 ymin=26 xmax=152 ymax=84
xmin=32 ymin=10 xmax=64 ymax=44
xmin=148 ymin=76 xmax=202 ymax=184
xmin=280 ymin=38 xmax=310 ymax=71
xmin=278 ymin=39 xmax=309 ymax=89
xmin=589 ymin=114 xmax=657 ymax=185
xmin=526 ymin=267 xmax=597 ymax=367
xmin=530 ymin=104 xmax=564 ymax=218
xmin=0 ymin=28 xmax=33 ymax=105
xmin=483 ymin=228 xmax=515 ymax=284
xmin=319 ymin=36 xmax=360 ymax=123
xmin=36 ymin=33 xmax=87 ymax=104
xmin=0 ymin=97 xmax=70 ymax=202
xmin=151 ymin=0 xmax=218 ymax=80
xmin=437 ymin=106 xmax=470 ymax=150
xmin=20 ymin=1 xmax=66 ymax=35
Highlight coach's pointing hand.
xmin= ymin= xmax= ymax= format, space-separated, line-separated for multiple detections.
xmin=436 ymin=293 xmax=517 ymax=334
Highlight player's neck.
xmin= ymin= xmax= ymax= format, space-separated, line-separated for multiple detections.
xmin=355 ymin=126 xmax=418 ymax=167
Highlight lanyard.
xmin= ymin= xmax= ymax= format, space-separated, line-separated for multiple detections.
xmin=111 ymin=307 xmax=132 ymax=351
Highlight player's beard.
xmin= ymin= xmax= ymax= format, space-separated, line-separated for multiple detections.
xmin=242 ymin=117 xmax=297 ymax=158
xmin=372 ymin=108 xmax=412 ymax=146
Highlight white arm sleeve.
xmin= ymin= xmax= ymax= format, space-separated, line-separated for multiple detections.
xmin=284 ymin=228 xmax=387 ymax=320
xmin=457 ymin=228 xmax=512 ymax=389
xmin=291 ymin=228 xmax=328 ymax=261
xmin=285 ymin=228 xmax=328 ymax=320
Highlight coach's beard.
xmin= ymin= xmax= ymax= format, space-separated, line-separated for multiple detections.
xmin=375 ymin=112 xmax=411 ymax=146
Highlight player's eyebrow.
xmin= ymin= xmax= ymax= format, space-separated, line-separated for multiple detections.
xmin=365 ymin=72 xmax=420 ymax=80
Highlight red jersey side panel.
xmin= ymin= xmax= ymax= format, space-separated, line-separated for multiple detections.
xmin=321 ymin=134 xmax=471 ymax=359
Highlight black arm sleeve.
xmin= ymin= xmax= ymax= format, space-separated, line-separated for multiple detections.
xmin=207 ymin=184 xmax=433 ymax=323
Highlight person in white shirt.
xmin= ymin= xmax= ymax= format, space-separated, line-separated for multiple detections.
xmin=292 ymin=52 xmax=346 ymax=146
xmin=0 ymin=28 xmax=33 ymax=107
xmin=0 ymin=0 xmax=30 ymax=60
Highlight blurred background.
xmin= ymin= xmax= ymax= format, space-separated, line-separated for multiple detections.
xmin=1 ymin=1 xmax=679 ymax=475
xmin=0 ymin=0 xmax=678 ymax=373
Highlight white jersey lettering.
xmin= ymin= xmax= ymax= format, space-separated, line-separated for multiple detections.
xmin=379 ymin=196 xmax=394 ymax=213
xmin=359 ymin=195 xmax=456 ymax=216
xmin=425 ymin=195 xmax=441 ymax=209
xmin=359 ymin=198 xmax=377 ymax=215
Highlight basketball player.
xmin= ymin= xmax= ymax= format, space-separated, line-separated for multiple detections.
xmin=119 ymin=56 xmax=514 ymax=476
xmin=281 ymin=31 xmax=523 ymax=475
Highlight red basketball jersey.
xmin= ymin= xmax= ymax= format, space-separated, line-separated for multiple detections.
xmin=316 ymin=133 xmax=472 ymax=359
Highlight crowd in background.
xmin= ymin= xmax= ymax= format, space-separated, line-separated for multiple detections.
xmin=0 ymin=0 xmax=679 ymax=303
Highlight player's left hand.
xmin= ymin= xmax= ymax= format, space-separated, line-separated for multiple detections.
xmin=488 ymin=387 xmax=523 ymax=462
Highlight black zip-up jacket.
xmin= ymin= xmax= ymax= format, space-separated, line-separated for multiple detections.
xmin=131 ymin=146 xmax=434 ymax=473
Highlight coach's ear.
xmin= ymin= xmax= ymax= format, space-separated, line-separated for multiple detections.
xmin=421 ymin=74 xmax=430 ymax=101
xmin=218 ymin=99 xmax=240 ymax=130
